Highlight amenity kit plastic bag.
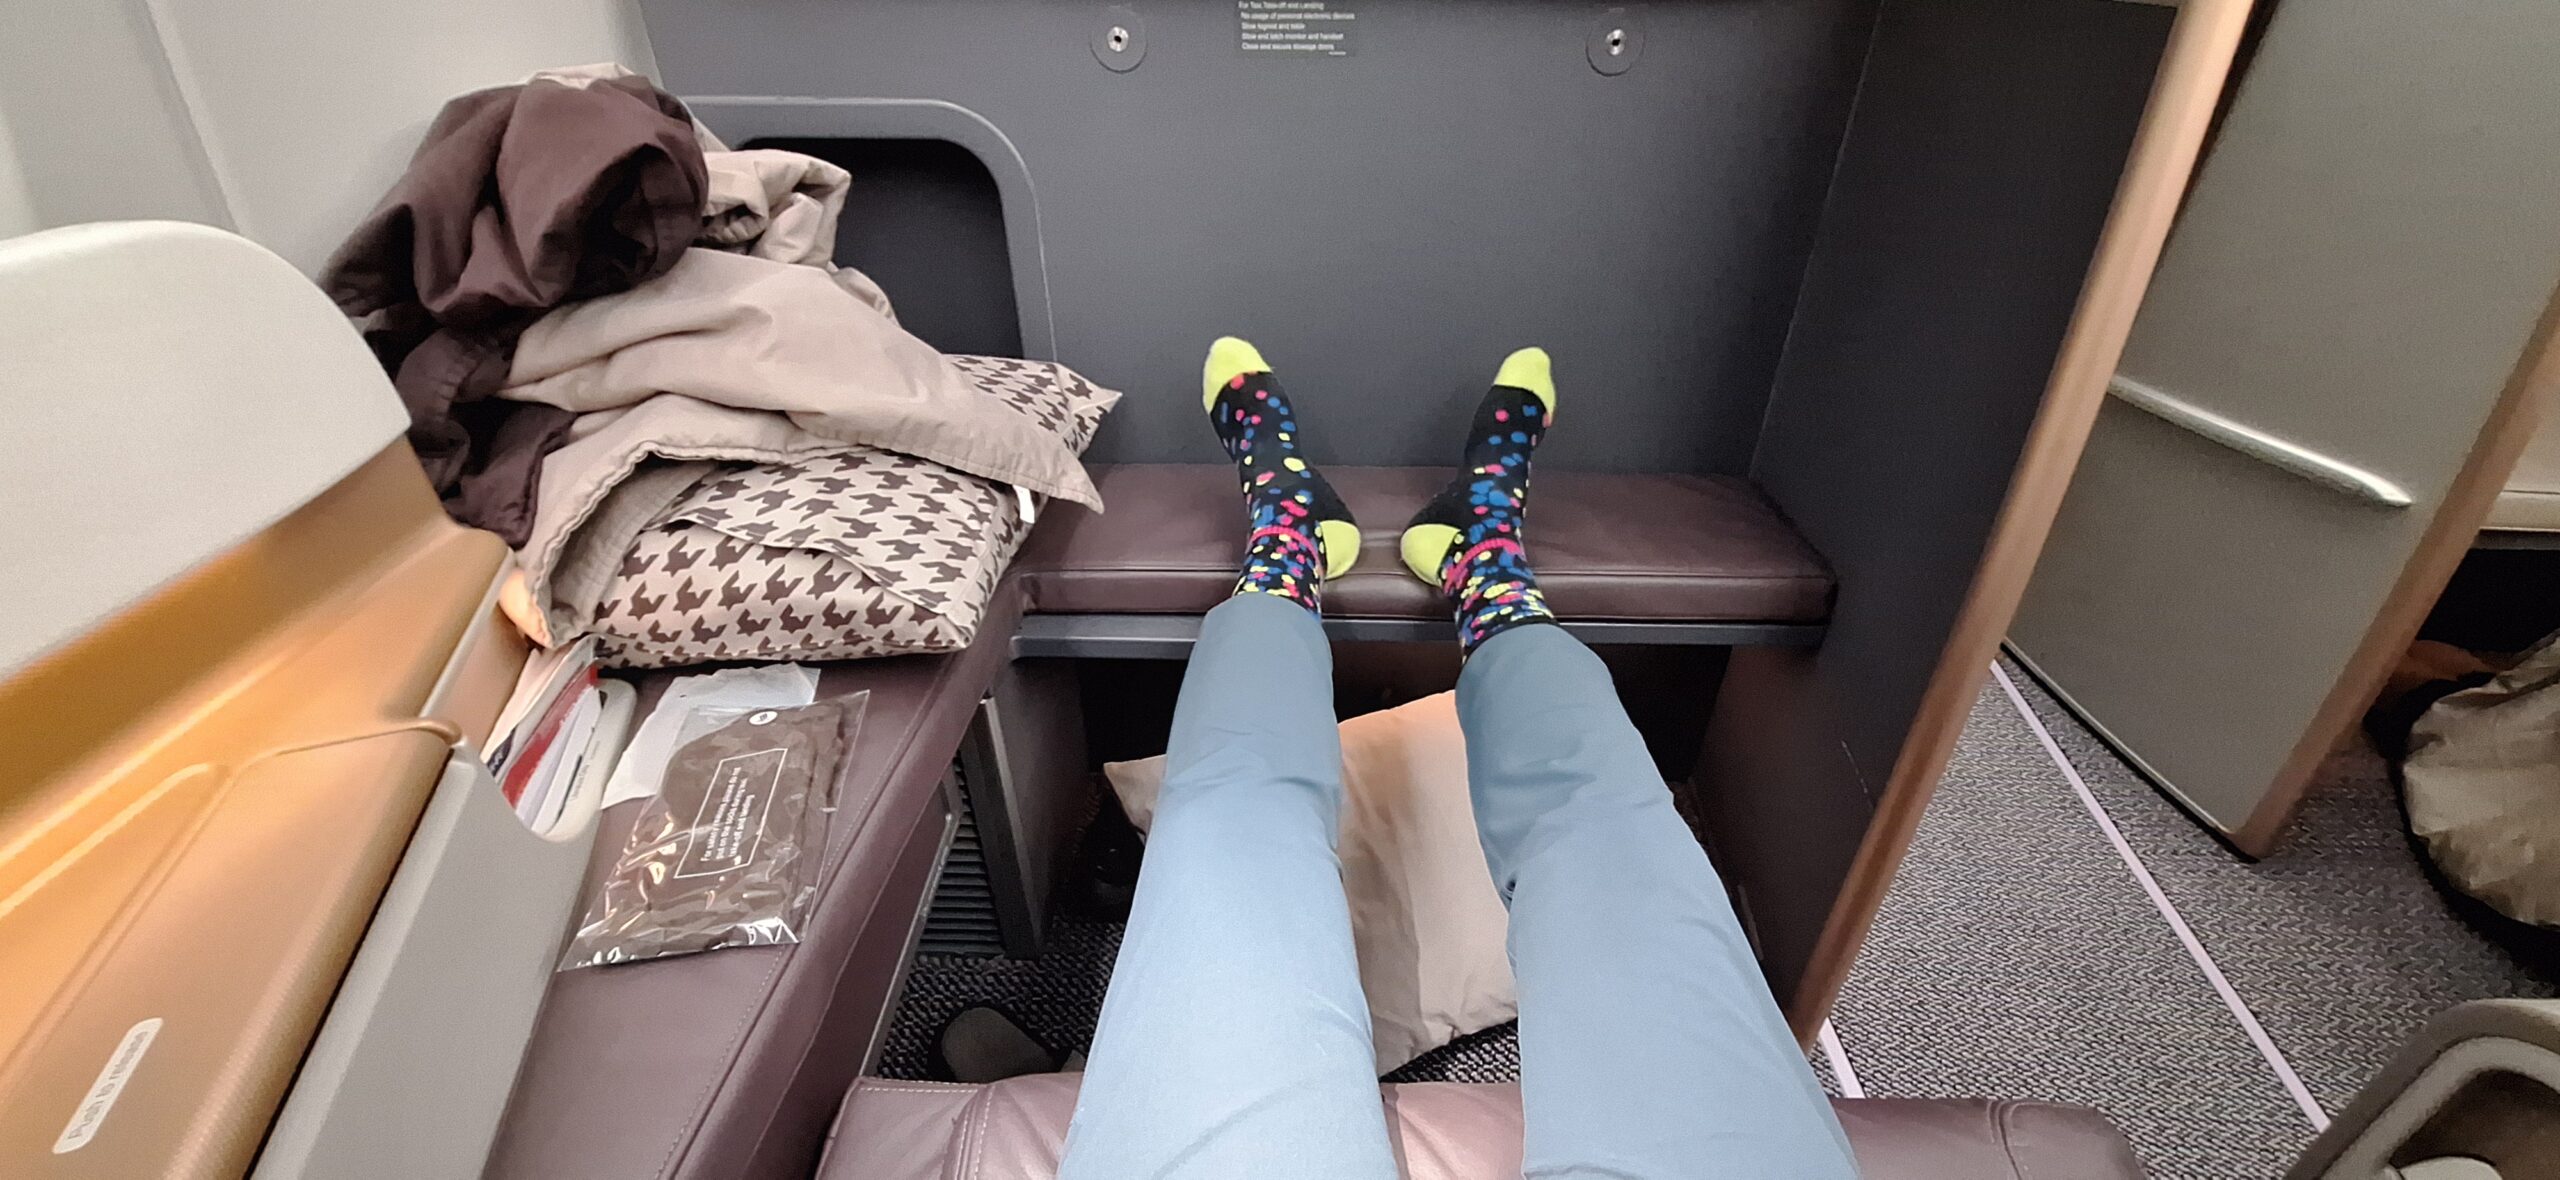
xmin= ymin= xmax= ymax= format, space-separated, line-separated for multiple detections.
xmin=560 ymin=692 xmax=868 ymax=969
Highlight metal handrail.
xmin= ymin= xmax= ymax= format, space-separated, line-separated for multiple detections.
xmin=2107 ymin=375 xmax=2414 ymax=508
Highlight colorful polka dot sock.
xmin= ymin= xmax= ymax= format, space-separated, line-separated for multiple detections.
xmin=1204 ymin=337 xmax=1362 ymax=614
xmin=1400 ymin=347 xmax=1560 ymax=652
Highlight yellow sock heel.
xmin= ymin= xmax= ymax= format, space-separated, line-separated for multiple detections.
xmin=1316 ymin=518 xmax=1364 ymax=580
xmin=1400 ymin=522 xmax=1462 ymax=584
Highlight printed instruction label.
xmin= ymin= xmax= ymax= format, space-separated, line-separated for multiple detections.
xmin=673 ymin=747 xmax=785 ymax=879
xmin=53 ymin=1018 xmax=161 ymax=1154
xmin=1239 ymin=1 xmax=1356 ymax=57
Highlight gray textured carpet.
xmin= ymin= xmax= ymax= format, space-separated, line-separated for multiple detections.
xmin=878 ymin=916 xmax=1122 ymax=1082
xmin=877 ymin=662 xmax=2554 ymax=1179
xmin=2002 ymin=658 xmax=2556 ymax=1132
xmin=1833 ymin=669 xmax=2311 ymax=1178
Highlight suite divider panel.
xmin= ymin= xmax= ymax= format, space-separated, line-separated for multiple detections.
xmin=1704 ymin=0 xmax=2252 ymax=1031
xmin=644 ymin=0 xmax=2253 ymax=1033
xmin=1703 ymin=0 xmax=2171 ymax=1005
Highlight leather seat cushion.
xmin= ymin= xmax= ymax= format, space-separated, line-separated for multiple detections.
xmin=819 ymin=1073 xmax=2145 ymax=1180
xmin=484 ymin=587 xmax=1027 ymax=1180
xmin=1011 ymin=464 xmax=1834 ymax=623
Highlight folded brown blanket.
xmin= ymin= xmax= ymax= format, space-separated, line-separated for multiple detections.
xmin=321 ymin=67 xmax=708 ymax=545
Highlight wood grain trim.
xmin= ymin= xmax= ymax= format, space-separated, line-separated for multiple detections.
xmin=1784 ymin=0 xmax=2257 ymax=1038
xmin=2230 ymin=282 xmax=2560 ymax=857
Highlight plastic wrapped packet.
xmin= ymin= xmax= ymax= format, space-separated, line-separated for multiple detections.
xmin=600 ymin=663 xmax=820 ymax=808
xmin=559 ymin=692 xmax=868 ymax=969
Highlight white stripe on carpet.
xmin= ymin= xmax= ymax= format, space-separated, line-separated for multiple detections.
xmin=1990 ymin=662 xmax=2331 ymax=1130
xmin=1817 ymin=1020 xmax=1865 ymax=1098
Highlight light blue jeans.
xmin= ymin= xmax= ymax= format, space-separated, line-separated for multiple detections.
xmin=1058 ymin=593 xmax=1858 ymax=1178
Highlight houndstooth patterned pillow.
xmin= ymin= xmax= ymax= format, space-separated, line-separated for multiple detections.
xmin=591 ymin=356 xmax=1116 ymax=668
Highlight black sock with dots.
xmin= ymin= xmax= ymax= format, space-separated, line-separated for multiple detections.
xmin=1401 ymin=348 xmax=1559 ymax=651
xmin=1203 ymin=337 xmax=1360 ymax=612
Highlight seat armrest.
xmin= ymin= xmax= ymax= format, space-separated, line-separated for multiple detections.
xmin=821 ymin=1076 xmax=2147 ymax=1179
xmin=486 ymin=590 xmax=1025 ymax=1180
xmin=2290 ymin=999 xmax=2560 ymax=1180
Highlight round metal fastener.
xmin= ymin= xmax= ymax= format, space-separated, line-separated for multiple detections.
xmin=1587 ymin=8 xmax=1642 ymax=76
xmin=1094 ymin=6 xmax=1146 ymax=72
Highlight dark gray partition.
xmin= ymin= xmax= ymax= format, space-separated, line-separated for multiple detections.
xmin=1698 ymin=0 xmax=2175 ymax=1002
xmin=642 ymin=0 xmax=1873 ymax=472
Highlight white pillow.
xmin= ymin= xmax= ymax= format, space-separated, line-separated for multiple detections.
xmin=1103 ymin=691 xmax=1514 ymax=1073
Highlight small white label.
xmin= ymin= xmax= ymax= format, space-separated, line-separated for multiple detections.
xmin=53 ymin=1018 xmax=161 ymax=1154
xmin=672 ymin=747 xmax=786 ymax=880
xmin=1239 ymin=0 xmax=1356 ymax=57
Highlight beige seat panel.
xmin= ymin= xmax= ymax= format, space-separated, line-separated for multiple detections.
xmin=0 ymin=222 xmax=510 ymax=1179
xmin=0 ymin=220 xmax=408 ymax=678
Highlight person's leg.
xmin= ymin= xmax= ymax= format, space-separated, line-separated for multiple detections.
xmin=1058 ymin=341 xmax=1395 ymax=1180
xmin=1459 ymin=627 xmax=1856 ymax=1178
xmin=1407 ymin=351 xmax=1858 ymax=1179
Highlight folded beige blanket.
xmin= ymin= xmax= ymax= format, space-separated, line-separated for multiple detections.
xmin=505 ymin=246 xmax=1104 ymax=638
xmin=700 ymin=148 xmax=847 ymax=265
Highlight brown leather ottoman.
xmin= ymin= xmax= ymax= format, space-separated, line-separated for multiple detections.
xmin=818 ymin=1073 xmax=2145 ymax=1179
xmin=1013 ymin=464 xmax=1834 ymax=623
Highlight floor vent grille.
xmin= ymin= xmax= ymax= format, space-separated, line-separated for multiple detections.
xmin=919 ymin=762 xmax=1004 ymax=956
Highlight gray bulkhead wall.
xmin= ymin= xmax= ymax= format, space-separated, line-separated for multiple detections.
xmin=640 ymin=0 xmax=1874 ymax=471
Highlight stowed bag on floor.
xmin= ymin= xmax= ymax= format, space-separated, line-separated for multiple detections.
xmin=561 ymin=693 xmax=868 ymax=969
xmin=2403 ymin=629 xmax=2560 ymax=929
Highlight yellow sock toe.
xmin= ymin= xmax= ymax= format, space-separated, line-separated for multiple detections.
xmin=1493 ymin=347 xmax=1557 ymax=415
xmin=1203 ymin=336 xmax=1271 ymax=410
